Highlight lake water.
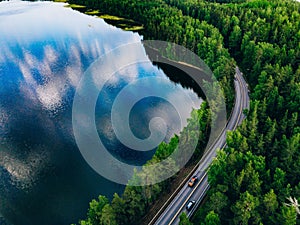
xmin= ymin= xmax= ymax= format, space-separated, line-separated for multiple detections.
xmin=0 ymin=2 xmax=201 ymax=225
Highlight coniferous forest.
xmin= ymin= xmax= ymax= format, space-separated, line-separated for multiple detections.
xmin=64 ymin=0 xmax=300 ymax=224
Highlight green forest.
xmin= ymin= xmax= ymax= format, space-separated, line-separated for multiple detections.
xmin=65 ymin=0 xmax=300 ymax=224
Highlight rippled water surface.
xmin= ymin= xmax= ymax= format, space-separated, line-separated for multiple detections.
xmin=0 ymin=1 xmax=201 ymax=224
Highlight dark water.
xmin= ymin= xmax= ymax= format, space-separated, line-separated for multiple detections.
xmin=0 ymin=2 xmax=201 ymax=225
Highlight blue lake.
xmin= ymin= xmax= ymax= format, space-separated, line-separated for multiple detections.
xmin=0 ymin=1 xmax=201 ymax=224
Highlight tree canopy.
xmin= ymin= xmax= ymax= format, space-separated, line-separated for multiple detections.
xmin=65 ymin=0 xmax=300 ymax=224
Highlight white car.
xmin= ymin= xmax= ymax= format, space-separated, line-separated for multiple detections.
xmin=186 ymin=200 xmax=196 ymax=211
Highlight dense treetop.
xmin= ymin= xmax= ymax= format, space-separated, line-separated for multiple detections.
xmin=65 ymin=0 xmax=300 ymax=224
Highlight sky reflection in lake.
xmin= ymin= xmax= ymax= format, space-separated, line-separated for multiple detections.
xmin=0 ymin=1 xmax=201 ymax=224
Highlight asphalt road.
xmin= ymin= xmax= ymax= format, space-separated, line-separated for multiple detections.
xmin=151 ymin=67 xmax=250 ymax=225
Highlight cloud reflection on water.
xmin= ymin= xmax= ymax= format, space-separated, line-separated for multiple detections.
xmin=0 ymin=1 xmax=202 ymax=224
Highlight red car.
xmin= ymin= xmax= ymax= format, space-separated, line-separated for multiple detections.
xmin=188 ymin=175 xmax=198 ymax=187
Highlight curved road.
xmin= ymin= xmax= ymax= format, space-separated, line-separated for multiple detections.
xmin=150 ymin=67 xmax=250 ymax=225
